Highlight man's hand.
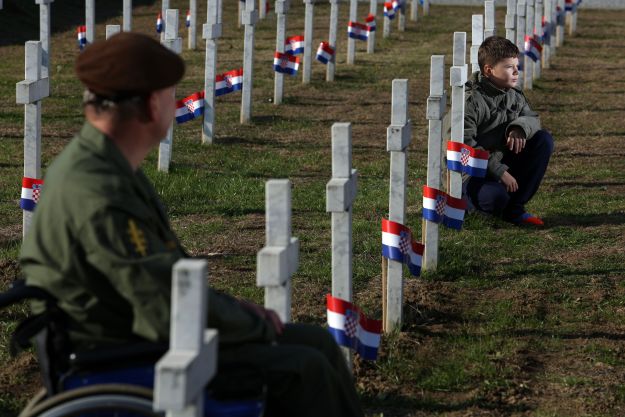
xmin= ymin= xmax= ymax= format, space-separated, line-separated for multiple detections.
xmin=506 ymin=127 xmax=526 ymax=154
xmin=238 ymin=299 xmax=285 ymax=336
xmin=500 ymin=171 xmax=518 ymax=193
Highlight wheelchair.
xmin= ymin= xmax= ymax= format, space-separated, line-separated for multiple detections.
xmin=1 ymin=280 xmax=266 ymax=417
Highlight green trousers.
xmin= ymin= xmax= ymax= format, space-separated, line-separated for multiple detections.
xmin=219 ymin=323 xmax=364 ymax=417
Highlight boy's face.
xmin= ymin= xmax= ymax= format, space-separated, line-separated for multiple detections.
xmin=484 ymin=57 xmax=519 ymax=89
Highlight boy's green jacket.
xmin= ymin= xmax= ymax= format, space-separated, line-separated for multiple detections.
xmin=464 ymin=71 xmax=542 ymax=180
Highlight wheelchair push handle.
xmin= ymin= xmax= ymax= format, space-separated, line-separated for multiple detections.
xmin=0 ymin=279 xmax=57 ymax=309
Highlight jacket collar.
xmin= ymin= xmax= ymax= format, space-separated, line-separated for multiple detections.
xmin=474 ymin=72 xmax=509 ymax=96
xmin=78 ymin=122 xmax=136 ymax=178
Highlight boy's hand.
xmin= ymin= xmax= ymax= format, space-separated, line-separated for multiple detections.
xmin=506 ymin=127 xmax=526 ymax=154
xmin=501 ymin=171 xmax=518 ymax=192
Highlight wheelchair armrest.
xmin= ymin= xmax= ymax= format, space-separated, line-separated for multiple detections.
xmin=0 ymin=279 xmax=57 ymax=309
xmin=68 ymin=342 xmax=169 ymax=371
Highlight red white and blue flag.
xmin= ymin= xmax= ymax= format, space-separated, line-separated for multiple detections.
xmin=326 ymin=295 xmax=382 ymax=361
xmin=316 ymin=41 xmax=335 ymax=64
xmin=524 ymin=35 xmax=542 ymax=62
xmin=21 ymin=177 xmax=43 ymax=212
xmin=186 ymin=10 xmax=191 ymax=27
xmin=446 ymin=141 xmax=489 ymax=178
xmin=285 ymin=35 xmax=305 ymax=55
xmin=381 ymin=219 xmax=424 ymax=277
xmin=384 ymin=2 xmax=396 ymax=20
xmin=215 ymin=68 xmax=243 ymax=96
xmin=422 ymin=186 xmax=467 ymax=230
xmin=175 ymin=91 xmax=204 ymax=124
xmin=541 ymin=16 xmax=551 ymax=44
xmin=273 ymin=52 xmax=300 ymax=75
xmin=565 ymin=0 xmax=574 ymax=11
xmin=556 ymin=6 xmax=565 ymax=25
xmin=348 ymin=21 xmax=369 ymax=41
xmin=366 ymin=13 xmax=376 ymax=32
xmin=77 ymin=26 xmax=87 ymax=50
xmin=392 ymin=0 xmax=403 ymax=12
xmin=156 ymin=12 xmax=163 ymax=33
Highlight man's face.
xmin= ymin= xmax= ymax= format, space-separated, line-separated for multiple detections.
xmin=152 ymin=86 xmax=176 ymax=140
xmin=485 ymin=57 xmax=519 ymax=89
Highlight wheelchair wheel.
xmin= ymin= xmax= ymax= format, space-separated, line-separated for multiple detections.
xmin=19 ymin=384 xmax=161 ymax=417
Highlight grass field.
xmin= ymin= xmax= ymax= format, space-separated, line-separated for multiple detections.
xmin=1 ymin=1 xmax=625 ymax=416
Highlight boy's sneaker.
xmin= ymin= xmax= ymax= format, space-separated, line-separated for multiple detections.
xmin=512 ymin=212 xmax=544 ymax=226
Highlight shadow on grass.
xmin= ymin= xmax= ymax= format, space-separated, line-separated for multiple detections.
xmin=542 ymin=212 xmax=625 ymax=228
xmin=362 ymin=393 xmax=533 ymax=415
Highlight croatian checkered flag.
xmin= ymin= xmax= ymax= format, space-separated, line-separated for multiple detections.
xmin=381 ymin=218 xmax=424 ymax=276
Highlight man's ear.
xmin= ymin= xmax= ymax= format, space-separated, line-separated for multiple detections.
xmin=144 ymin=91 xmax=159 ymax=123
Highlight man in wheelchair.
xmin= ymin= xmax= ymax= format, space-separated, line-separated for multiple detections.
xmin=17 ymin=32 xmax=363 ymax=417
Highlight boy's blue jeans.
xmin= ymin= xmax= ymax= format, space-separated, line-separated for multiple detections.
xmin=463 ymin=129 xmax=554 ymax=221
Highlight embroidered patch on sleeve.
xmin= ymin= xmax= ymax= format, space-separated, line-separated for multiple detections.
xmin=127 ymin=218 xmax=149 ymax=257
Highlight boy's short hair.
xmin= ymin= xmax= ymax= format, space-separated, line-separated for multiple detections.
xmin=478 ymin=36 xmax=520 ymax=73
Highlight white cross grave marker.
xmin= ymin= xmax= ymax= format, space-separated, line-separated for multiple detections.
xmin=506 ymin=0 xmax=517 ymax=43
xmin=188 ymin=0 xmax=198 ymax=50
xmin=35 ymin=0 xmax=53 ymax=79
xmin=423 ymin=0 xmax=429 ymax=16
xmin=484 ymin=1 xmax=496 ymax=38
xmin=383 ymin=2 xmax=391 ymax=39
xmin=448 ymin=32 xmax=467 ymax=200
xmin=471 ymin=15 xmax=483 ymax=74
xmin=123 ymin=0 xmax=132 ymax=31
xmin=326 ymin=0 xmax=339 ymax=81
xmin=543 ymin=0 xmax=553 ymax=68
xmin=303 ymin=0 xmax=315 ymax=83
xmin=240 ymin=0 xmax=257 ymax=123
xmin=384 ymin=79 xmax=411 ymax=332
xmin=397 ymin=1 xmax=406 ymax=32
xmin=259 ymin=0 xmax=267 ymax=19
xmin=16 ymin=41 xmax=49 ymax=237
xmin=524 ymin=0 xmax=534 ymax=89
xmin=158 ymin=9 xmax=182 ymax=173
xmin=423 ymin=56 xmax=446 ymax=272
xmin=257 ymin=180 xmax=299 ymax=323
xmin=161 ymin=0 xmax=170 ymax=42
xmin=346 ymin=0 xmax=357 ymax=65
xmin=410 ymin=0 xmax=418 ymax=22
xmin=86 ymin=0 xmax=95 ymax=43
xmin=154 ymin=259 xmax=218 ymax=417
xmin=516 ymin=1 xmax=526 ymax=89
xmin=367 ymin=0 xmax=377 ymax=53
xmin=202 ymin=0 xmax=222 ymax=145
xmin=274 ymin=0 xmax=290 ymax=104
xmin=534 ymin=0 xmax=543 ymax=80
xmin=105 ymin=24 xmax=120 ymax=39
xmin=326 ymin=122 xmax=358 ymax=367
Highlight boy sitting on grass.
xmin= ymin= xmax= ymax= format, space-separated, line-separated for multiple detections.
xmin=463 ymin=36 xmax=554 ymax=226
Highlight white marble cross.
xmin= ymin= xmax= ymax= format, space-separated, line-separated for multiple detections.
xmin=346 ymin=0 xmax=357 ymax=65
xmin=367 ymin=0 xmax=377 ymax=53
xmin=524 ymin=0 xmax=534 ymax=90
xmin=202 ymin=0 xmax=222 ymax=145
xmin=423 ymin=56 xmax=446 ymax=272
xmin=123 ymin=0 xmax=132 ymax=31
xmin=470 ymin=15 xmax=483 ymax=74
xmin=105 ymin=24 xmax=120 ymax=39
xmin=385 ymin=79 xmax=411 ymax=332
xmin=85 ymin=0 xmax=95 ymax=43
xmin=516 ymin=1 xmax=526 ymax=89
xmin=188 ymin=0 xmax=197 ymax=49
xmin=543 ymin=0 xmax=553 ymax=67
xmin=154 ymin=259 xmax=218 ymax=417
xmin=484 ymin=1 xmax=496 ymax=38
xmin=17 ymin=41 xmax=49 ymax=237
xmin=448 ymin=32 xmax=467 ymax=200
xmin=506 ymin=0 xmax=517 ymax=43
xmin=383 ymin=2 xmax=391 ymax=39
xmin=161 ymin=0 xmax=170 ymax=42
xmin=534 ymin=0 xmax=543 ymax=80
xmin=397 ymin=2 xmax=406 ymax=32
xmin=35 ymin=0 xmax=53 ymax=79
xmin=158 ymin=9 xmax=182 ymax=173
xmin=326 ymin=122 xmax=358 ymax=367
xmin=240 ymin=0 xmax=257 ymax=123
xmin=326 ymin=0 xmax=339 ymax=81
xmin=423 ymin=0 xmax=429 ymax=16
xmin=274 ymin=0 xmax=290 ymax=104
xmin=410 ymin=0 xmax=418 ymax=22
xmin=556 ymin=0 xmax=565 ymax=47
xmin=257 ymin=180 xmax=299 ymax=323
xmin=259 ymin=0 xmax=267 ymax=19
xmin=302 ymin=0 xmax=315 ymax=83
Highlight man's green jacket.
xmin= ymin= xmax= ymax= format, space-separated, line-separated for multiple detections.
xmin=20 ymin=123 xmax=275 ymax=351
